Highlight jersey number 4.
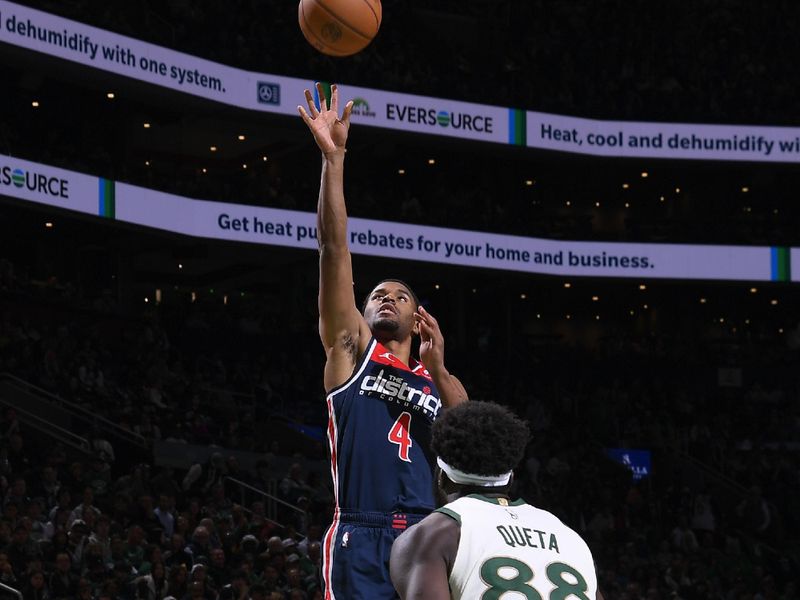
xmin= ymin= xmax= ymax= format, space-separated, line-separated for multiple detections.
xmin=388 ymin=412 xmax=413 ymax=462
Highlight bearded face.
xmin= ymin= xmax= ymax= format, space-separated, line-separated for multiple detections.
xmin=363 ymin=282 xmax=418 ymax=340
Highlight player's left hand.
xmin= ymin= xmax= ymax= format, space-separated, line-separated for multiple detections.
xmin=297 ymin=83 xmax=353 ymax=157
xmin=416 ymin=306 xmax=446 ymax=373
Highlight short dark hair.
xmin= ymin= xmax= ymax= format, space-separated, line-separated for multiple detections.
xmin=431 ymin=401 xmax=529 ymax=477
xmin=361 ymin=279 xmax=420 ymax=312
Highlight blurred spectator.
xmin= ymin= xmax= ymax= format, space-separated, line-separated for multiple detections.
xmin=278 ymin=466 xmax=311 ymax=507
xmin=68 ymin=488 xmax=101 ymax=528
xmin=184 ymin=527 xmax=211 ymax=564
xmin=48 ymin=552 xmax=78 ymax=600
xmin=134 ymin=560 xmax=168 ymax=600
xmin=21 ymin=569 xmax=48 ymax=600
xmin=154 ymin=495 xmax=176 ymax=542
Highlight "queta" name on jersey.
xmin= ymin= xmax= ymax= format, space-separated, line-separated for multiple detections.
xmin=497 ymin=525 xmax=560 ymax=553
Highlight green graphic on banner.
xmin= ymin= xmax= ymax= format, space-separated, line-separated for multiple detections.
xmin=98 ymin=178 xmax=115 ymax=218
xmin=771 ymin=247 xmax=790 ymax=281
xmin=508 ymin=109 xmax=526 ymax=145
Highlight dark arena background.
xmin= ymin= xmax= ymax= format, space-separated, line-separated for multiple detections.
xmin=1 ymin=2 xmax=800 ymax=599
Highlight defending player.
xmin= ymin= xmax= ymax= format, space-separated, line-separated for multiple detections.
xmin=390 ymin=401 xmax=602 ymax=600
xmin=298 ymin=84 xmax=468 ymax=599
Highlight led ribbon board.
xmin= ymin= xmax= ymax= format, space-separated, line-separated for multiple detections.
xmin=0 ymin=155 xmax=794 ymax=282
xmin=3 ymin=1 xmax=800 ymax=160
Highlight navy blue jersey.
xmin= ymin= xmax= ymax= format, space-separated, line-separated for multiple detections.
xmin=325 ymin=338 xmax=442 ymax=515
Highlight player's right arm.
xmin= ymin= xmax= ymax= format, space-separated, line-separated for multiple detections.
xmin=298 ymin=84 xmax=371 ymax=392
xmin=390 ymin=512 xmax=459 ymax=600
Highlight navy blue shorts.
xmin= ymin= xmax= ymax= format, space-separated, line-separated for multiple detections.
xmin=321 ymin=510 xmax=427 ymax=600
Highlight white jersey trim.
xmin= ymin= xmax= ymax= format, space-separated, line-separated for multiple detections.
xmin=326 ymin=337 xmax=379 ymax=402
xmin=321 ymin=339 xmax=377 ymax=599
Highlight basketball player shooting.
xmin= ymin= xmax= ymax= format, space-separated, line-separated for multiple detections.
xmin=298 ymin=83 xmax=468 ymax=599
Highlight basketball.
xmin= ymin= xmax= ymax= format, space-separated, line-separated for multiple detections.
xmin=298 ymin=0 xmax=382 ymax=57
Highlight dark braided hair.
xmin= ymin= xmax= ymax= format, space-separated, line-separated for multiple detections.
xmin=432 ymin=401 xmax=529 ymax=477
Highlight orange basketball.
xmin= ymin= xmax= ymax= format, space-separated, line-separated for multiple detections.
xmin=298 ymin=0 xmax=382 ymax=57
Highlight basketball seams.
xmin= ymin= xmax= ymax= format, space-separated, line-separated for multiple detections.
xmin=312 ymin=0 xmax=373 ymax=40
xmin=300 ymin=0 xmax=352 ymax=56
xmin=360 ymin=0 xmax=380 ymax=28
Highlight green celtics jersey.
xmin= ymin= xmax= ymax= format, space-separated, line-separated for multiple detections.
xmin=436 ymin=494 xmax=598 ymax=600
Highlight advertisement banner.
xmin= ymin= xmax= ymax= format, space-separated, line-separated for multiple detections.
xmin=331 ymin=84 xmax=511 ymax=144
xmin=527 ymin=112 xmax=800 ymax=163
xmin=0 ymin=1 xmax=509 ymax=141
xmin=115 ymin=177 xmax=779 ymax=283
xmin=0 ymin=155 xmax=796 ymax=283
xmin=0 ymin=155 xmax=98 ymax=215
xmin=606 ymin=449 xmax=652 ymax=480
xmin=5 ymin=1 xmax=800 ymax=160
xmin=0 ymin=0 xmax=308 ymax=116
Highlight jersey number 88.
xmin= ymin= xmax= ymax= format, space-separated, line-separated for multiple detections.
xmin=480 ymin=558 xmax=591 ymax=600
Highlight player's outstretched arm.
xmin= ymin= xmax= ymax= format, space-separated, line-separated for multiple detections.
xmin=415 ymin=306 xmax=468 ymax=407
xmin=390 ymin=513 xmax=459 ymax=600
xmin=299 ymin=84 xmax=369 ymax=391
